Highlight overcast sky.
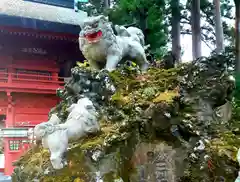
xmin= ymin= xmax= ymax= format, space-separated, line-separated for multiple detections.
xmin=180 ymin=0 xmax=235 ymax=61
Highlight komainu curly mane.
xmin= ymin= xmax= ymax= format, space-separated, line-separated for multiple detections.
xmin=79 ymin=15 xmax=149 ymax=72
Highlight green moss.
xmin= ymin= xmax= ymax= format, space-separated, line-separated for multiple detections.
xmin=153 ymin=90 xmax=179 ymax=103
xmin=210 ymin=132 xmax=240 ymax=161
xmin=111 ymin=91 xmax=131 ymax=106
xmin=80 ymin=135 xmax=105 ymax=149
xmin=103 ymin=171 xmax=115 ymax=181
xmin=42 ymin=176 xmax=73 ymax=182
xmin=13 ymin=63 xmax=238 ymax=181
xmin=108 ymin=67 xmax=182 ymax=111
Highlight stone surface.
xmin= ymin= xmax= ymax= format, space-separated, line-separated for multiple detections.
xmin=12 ymin=54 xmax=239 ymax=182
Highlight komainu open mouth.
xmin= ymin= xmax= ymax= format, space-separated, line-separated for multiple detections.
xmin=84 ymin=30 xmax=103 ymax=43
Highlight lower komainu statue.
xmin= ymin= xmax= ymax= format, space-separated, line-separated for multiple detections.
xmin=34 ymin=97 xmax=100 ymax=169
xmin=79 ymin=15 xmax=149 ymax=72
xmin=235 ymin=149 xmax=240 ymax=182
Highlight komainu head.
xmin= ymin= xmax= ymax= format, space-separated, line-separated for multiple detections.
xmin=79 ymin=15 xmax=112 ymax=43
xmin=34 ymin=122 xmax=55 ymax=139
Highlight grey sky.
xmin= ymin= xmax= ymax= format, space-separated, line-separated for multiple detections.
xmin=180 ymin=0 xmax=235 ymax=61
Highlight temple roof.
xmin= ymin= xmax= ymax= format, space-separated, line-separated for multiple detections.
xmin=0 ymin=0 xmax=87 ymax=26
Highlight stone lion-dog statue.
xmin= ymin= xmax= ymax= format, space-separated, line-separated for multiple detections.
xmin=34 ymin=97 xmax=100 ymax=169
xmin=79 ymin=15 xmax=149 ymax=72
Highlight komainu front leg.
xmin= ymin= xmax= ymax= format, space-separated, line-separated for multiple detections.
xmin=105 ymin=54 xmax=122 ymax=72
xmin=136 ymin=53 xmax=149 ymax=73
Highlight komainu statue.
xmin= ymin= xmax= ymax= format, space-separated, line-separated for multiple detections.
xmin=79 ymin=15 xmax=149 ymax=72
xmin=34 ymin=97 xmax=100 ymax=169
xmin=114 ymin=25 xmax=145 ymax=47
xmin=235 ymin=149 xmax=240 ymax=182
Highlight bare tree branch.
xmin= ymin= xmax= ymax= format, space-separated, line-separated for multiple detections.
xmin=181 ymin=31 xmax=214 ymax=51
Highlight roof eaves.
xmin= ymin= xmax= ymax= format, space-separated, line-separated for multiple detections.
xmin=0 ymin=0 xmax=87 ymax=26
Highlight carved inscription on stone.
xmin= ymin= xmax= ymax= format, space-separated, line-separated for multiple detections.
xmin=132 ymin=142 xmax=177 ymax=182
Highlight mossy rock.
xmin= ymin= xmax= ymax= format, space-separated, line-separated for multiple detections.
xmin=12 ymin=56 xmax=239 ymax=182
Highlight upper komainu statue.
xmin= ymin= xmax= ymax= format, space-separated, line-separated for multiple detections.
xmin=114 ymin=24 xmax=145 ymax=47
xmin=79 ymin=15 xmax=149 ymax=72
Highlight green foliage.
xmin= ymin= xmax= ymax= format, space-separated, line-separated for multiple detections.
xmin=234 ymin=73 xmax=240 ymax=101
xmin=77 ymin=0 xmax=235 ymax=59
xmin=108 ymin=0 xmax=168 ymax=58
xmin=77 ymin=0 xmax=105 ymax=15
xmin=234 ymin=0 xmax=240 ymax=6
xmin=181 ymin=0 xmax=234 ymax=47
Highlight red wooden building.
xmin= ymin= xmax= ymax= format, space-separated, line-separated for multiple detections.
xmin=0 ymin=0 xmax=87 ymax=175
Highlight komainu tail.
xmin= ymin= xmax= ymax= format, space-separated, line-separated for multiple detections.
xmin=115 ymin=25 xmax=145 ymax=46
xmin=126 ymin=27 xmax=145 ymax=46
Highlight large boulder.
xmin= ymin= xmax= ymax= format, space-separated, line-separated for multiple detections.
xmin=12 ymin=54 xmax=238 ymax=182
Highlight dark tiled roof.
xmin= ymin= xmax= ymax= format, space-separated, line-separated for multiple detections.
xmin=0 ymin=0 xmax=87 ymax=26
xmin=0 ymin=27 xmax=79 ymax=41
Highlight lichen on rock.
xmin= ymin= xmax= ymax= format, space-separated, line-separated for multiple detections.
xmin=12 ymin=55 xmax=239 ymax=182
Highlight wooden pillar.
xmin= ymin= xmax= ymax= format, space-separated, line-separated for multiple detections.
xmin=3 ymin=138 xmax=10 ymax=175
xmin=52 ymin=59 xmax=58 ymax=82
xmin=6 ymin=57 xmax=13 ymax=84
xmin=5 ymin=92 xmax=14 ymax=128
xmin=7 ymin=66 xmax=13 ymax=84
xmin=4 ymin=137 xmax=24 ymax=176
xmin=2 ymin=128 xmax=29 ymax=175
xmin=52 ymin=72 xmax=58 ymax=81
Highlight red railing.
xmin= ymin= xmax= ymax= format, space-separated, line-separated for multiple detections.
xmin=0 ymin=71 xmax=65 ymax=92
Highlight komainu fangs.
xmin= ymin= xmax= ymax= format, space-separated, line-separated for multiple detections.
xmin=79 ymin=15 xmax=149 ymax=72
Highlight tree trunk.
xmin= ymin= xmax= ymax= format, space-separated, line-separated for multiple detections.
xmin=138 ymin=9 xmax=148 ymax=44
xmin=104 ymin=0 xmax=109 ymax=9
xmin=171 ymin=0 xmax=181 ymax=64
xmin=235 ymin=0 xmax=240 ymax=73
xmin=213 ymin=0 xmax=224 ymax=53
xmin=191 ymin=0 xmax=202 ymax=60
